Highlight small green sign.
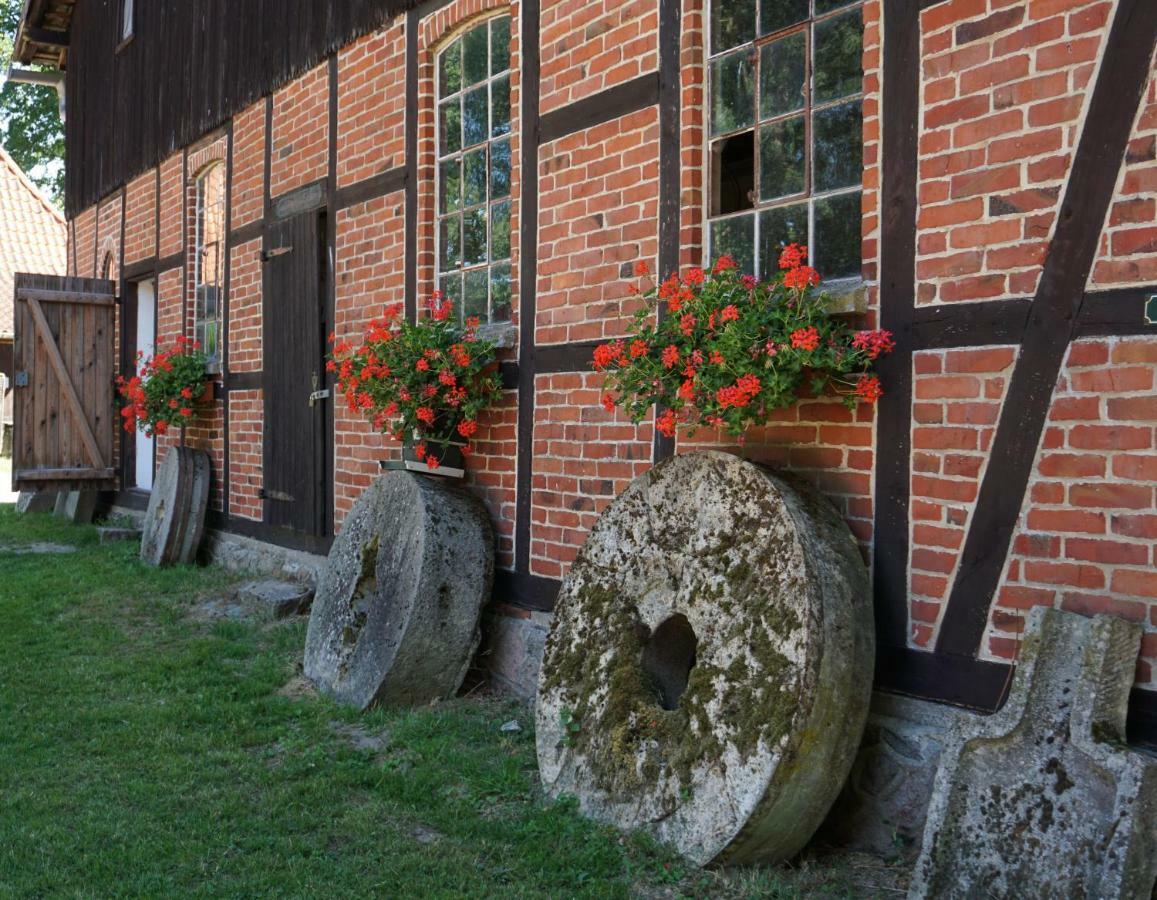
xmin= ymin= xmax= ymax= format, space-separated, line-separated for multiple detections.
xmin=1147 ymin=295 xmax=1157 ymax=326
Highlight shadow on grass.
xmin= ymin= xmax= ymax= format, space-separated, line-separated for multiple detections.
xmin=0 ymin=507 xmax=906 ymax=898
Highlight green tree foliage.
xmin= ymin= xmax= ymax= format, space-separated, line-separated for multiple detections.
xmin=0 ymin=0 xmax=65 ymax=206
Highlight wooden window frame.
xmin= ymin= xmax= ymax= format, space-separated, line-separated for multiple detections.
xmin=433 ymin=12 xmax=515 ymax=326
xmin=117 ymin=0 xmax=135 ymax=51
xmin=705 ymin=0 xmax=865 ymax=284
xmin=193 ymin=162 xmax=226 ymax=369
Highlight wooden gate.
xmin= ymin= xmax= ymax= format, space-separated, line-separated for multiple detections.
xmin=11 ymin=274 xmax=118 ymax=492
xmin=262 ymin=210 xmax=331 ymax=538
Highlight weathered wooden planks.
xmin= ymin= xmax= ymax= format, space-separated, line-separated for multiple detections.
xmin=11 ymin=273 xmax=118 ymax=493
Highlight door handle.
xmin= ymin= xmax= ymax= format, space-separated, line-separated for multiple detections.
xmin=309 ymin=371 xmax=330 ymax=408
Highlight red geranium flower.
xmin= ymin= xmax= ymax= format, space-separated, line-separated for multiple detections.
xmin=791 ymin=327 xmax=821 ymax=351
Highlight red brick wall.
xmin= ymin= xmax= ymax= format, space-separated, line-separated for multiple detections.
xmin=232 ymin=100 xmax=266 ymax=229
xmin=467 ymin=390 xmax=519 ymax=568
xmin=536 ymin=109 xmax=659 ymax=345
xmin=228 ymin=389 xmax=263 ymax=521
xmin=539 ymin=0 xmax=658 ymax=115
xmin=95 ymin=194 xmax=123 ymax=281
xmin=338 ymin=23 xmax=407 ymax=187
xmin=123 ymin=172 xmax=157 ymax=265
xmin=158 ymin=152 xmax=184 ymax=260
xmin=530 ymin=372 xmax=653 ymax=578
xmin=63 ymin=1 xmax=1157 ymax=698
xmin=333 ymin=193 xmax=407 ymax=522
xmin=270 ymin=62 xmax=329 ymax=200
xmin=908 ymin=347 xmax=1017 ymax=647
xmin=1091 ymin=64 xmax=1157 ymax=285
xmin=228 ymin=238 xmax=262 ymax=372
xmin=152 ymin=266 xmax=185 ymax=466
xmin=71 ymin=207 xmax=97 ymax=277
xmin=916 ymin=0 xmax=1113 ymax=305
xmin=986 ymin=338 xmax=1157 ymax=686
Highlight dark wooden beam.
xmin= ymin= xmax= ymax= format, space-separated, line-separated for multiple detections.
xmin=912 ymin=297 xmax=1032 ymax=349
xmin=876 ymin=646 xmax=1012 ymax=712
xmin=25 ymin=26 xmax=69 ymax=48
xmin=222 ymin=118 xmax=236 ymax=525
xmin=492 ymin=570 xmax=559 ymax=612
xmin=122 ymin=258 xmax=157 ymax=282
xmin=334 ymin=166 xmax=407 ymax=211
xmin=653 ymin=0 xmax=680 ymax=463
xmin=537 ymin=340 xmax=601 ymax=375
xmin=225 ymin=371 xmax=264 ymax=392
xmin=1077 ymin=287 xmax=1157 ymax=337
xmin=404 ymin=10 xmax=419 ymax=323
xmin=872 ymin=0 xmax=921 ymax=651
xmin=936 ymin=0 xmax=1157 ymax=658
xmin=514 ymin=0 xmax=541 ymax=575
xmin=155 ymin=251 xmax=184 ymax=275
xmin=539 ymin=73 xmax=659 ymax=145
xmin=229 ymin=220 xmax=264 ymax=249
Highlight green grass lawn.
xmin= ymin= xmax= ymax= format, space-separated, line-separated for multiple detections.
xmin=0 ymin=508 xmax=904 ymax=898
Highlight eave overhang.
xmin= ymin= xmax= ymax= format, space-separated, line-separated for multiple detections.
xmin=12 ymin=0 xmax=74 ymax=71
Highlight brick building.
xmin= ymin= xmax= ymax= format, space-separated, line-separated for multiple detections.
xmin=9 ymin=0 xmax=1157 ymax=742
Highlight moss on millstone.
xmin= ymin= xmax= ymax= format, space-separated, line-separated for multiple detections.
xmin=542 ymin=562 xmax=804 ymax=802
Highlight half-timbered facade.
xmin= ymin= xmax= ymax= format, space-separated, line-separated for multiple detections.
xmin=11 ymin=0 xmax=1157 ymax=743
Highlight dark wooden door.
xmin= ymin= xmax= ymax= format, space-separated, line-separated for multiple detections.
xmin=11 ymin=274 xmax=119 ymax=492
xmin=262 ymin=211 xmax=331 ymax=537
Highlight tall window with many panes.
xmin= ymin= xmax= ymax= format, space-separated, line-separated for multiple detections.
xmin=194 ymin=163 xmax=225 ymax=365
xmin=437 ymin=15 xmax=513 ymax=324
xmin=707 ymin=0 xmax=864 ymax=281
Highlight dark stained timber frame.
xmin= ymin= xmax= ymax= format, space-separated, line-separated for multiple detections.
xmin=872 ymin=0 xmax=920 ymax=653
xmin=935 ymin=0 xmax=1157 ymax=660
xmin=82 ymin=0 xmax=1157 ymax=746
xmin=871 ymin=0 xmax=1157 ymax=746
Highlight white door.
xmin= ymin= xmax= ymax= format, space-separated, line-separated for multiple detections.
xmin=135 ymin=280 xmax=156 ymax=491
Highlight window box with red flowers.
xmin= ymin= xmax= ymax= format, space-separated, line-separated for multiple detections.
xmin=117 ymin=335 xmax=211 ymax=438
xmin=329 ymin=294 xmax=503 ymax=477
xmin=594 ymin=245 xmax=894 ymax=441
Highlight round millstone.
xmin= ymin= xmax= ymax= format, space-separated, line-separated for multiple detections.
xmin=175 ymin=448 xmax=211 ymax=564
xmin=140 ymin=447 xmax=210 ymax=566
xmin=535 ymin=451 xmax=875 ymax=867
xmin=304 ymin=471 xmax=494 ymax=711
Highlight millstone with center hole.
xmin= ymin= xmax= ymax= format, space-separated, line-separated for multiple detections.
xmin=140 ymin=447 xmax=211 ymax=566
xmin=535 ymin=451 xmax=874 ymax=867
xmin=304 ymin=471 xmax=494 ymax=711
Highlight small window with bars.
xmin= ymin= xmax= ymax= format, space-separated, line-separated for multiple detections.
xmin=436 ymin=15 xmax=514 ymax=324
xmin=194 ymin=164 xmax=225 ymax=365
xmin=707 ymin=0 xmax=864 ymax=282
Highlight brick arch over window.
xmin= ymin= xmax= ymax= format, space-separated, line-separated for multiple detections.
xmin=417 ymin=0 xmax=521 ymax=327
xmin=98 ymin=239 xmax=117 ymax=282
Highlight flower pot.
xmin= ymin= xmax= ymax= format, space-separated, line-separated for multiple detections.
xmin=402 ymin=438 xmax=466 ymax=478
xmin=195 ymin=381 xmax=214 ymax=405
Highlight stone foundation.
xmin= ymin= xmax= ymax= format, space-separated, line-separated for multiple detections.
xmin=203 ymin=529 xmax=325 ymax=584
xmin=478 ymin=603 xmax=550 ymax=701
xmin=818 ymin=693 xmax=980 ymax=860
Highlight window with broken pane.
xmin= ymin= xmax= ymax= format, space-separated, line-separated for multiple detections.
xmin=436 ymin=15 xmax=513 ymax=324
xmin=707 ymin=0 xmax=864 ymax=282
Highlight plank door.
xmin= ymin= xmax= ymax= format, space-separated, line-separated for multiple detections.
xmin=11 ymin=274 xmax=118 ymax=492
xmin=261 ymin=210 xmax=331 ymax=537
